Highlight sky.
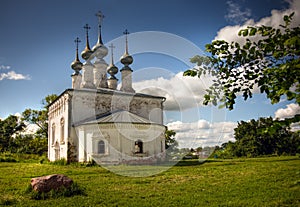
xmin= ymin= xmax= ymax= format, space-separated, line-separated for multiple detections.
xmin=0 ymin=0 xmax=299 ymax=147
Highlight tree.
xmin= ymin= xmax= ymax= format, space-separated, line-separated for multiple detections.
xmin=165 ymin=128 xmax=178 ymax=150
xmin=22 ymin=94 xmax=57 ymax=137
xmin=0 ymin=115 xmax=25 ymax=152
xmin=223 ymin=117 xmax=300 ymax=157
xmin=0 ymin=94 xmax=57 ymax=155
xmin=184 ymin=13 xmax=300 ymax=110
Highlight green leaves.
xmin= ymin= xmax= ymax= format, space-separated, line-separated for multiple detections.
xmin=183 ymin=70 xmax=197 ymax=77
xmin=184 ymin=13 xmax=300 ymax=110
xmin=165 ymin=128 xmax=178 ymax=150
xmin=238 ymin=29 xmax=248 ymax=37
xmin=229 ymin=117 xmax=300 ymax=157
xmin=0 ymin=115 xmax=25 ymax=152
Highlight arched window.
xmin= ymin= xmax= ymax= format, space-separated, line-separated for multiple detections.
xmin=52 ymin=124 xmax=56 ymax=145
xmin=98 ymin=140 xmax=105 ymax=154
xmin=134 ymin=140 xmax=143 ymax=153
xmin=60 ymin=118 xmax=65 ymax=143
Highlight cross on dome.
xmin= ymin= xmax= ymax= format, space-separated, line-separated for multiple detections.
xmin=74 ymin=37 xmax=81 ymax=51
xmin=95 ymin=11 xmax=105 ymax=45
xmin=120 ymin=29 xmax=133 ymax=66
xmin=81 ymin=24 xmax=92 ymax=60
xmin=84 ymin=24 xmax=91 ymax=34
xmin=71 ymin=37 xmax=83 ymax=74
xmin=123 ymin=29 xmax=130 ymax=55
xmin=107 ymin=43 xmax=118 ymax=80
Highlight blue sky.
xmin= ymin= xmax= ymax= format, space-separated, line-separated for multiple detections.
xmin=1 ymin=0 xmax=299 ymax=146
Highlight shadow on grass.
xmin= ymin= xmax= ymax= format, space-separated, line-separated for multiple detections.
xmin=174 ymin=159 xmax=224 ymax=166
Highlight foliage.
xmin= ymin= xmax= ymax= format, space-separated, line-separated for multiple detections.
xmin=0 ymin=154 xmax=18 ymax=163
xmin=0 ymin=156 xmax=299 ymax=206
xmin=165 ymin=128 xmax=178 ymax=149
xmin=213 ymin=116 xmax=300 ymax=158
xmin=22 ymin=94 xmax=57 ymax=137
xmin=10 ymin=134 xmax=47 ymax=155
xmin=50 ymin=158 xmax=68 ymax=166
xmin=184 ymin=13 xmax=300 ymax=110
xmin=0 ymin=94 xmax=57 ymax=155
xmin=0 ymin=115 xmax=25 ymax=152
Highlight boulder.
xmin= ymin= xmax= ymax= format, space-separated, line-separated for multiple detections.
xmin=31 ymin=174 xmax=73 ymax=193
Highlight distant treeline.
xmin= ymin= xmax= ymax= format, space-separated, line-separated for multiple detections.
xmin=0 ymin=114 xmax=47 ymax=155
xmin=212 ymin=116 xmax=300 ymax=158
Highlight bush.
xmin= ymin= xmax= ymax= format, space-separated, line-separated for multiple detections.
xmin=50 ymin=158 xmax=68 ymax=166
xmin=0 ymin=153 xmax=18 ymax=163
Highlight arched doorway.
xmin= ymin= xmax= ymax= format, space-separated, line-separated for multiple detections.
xmin=134 ymin=140 xmax=143 ymax=153
xmin=54 ymin=141 xmax=60 ymax=160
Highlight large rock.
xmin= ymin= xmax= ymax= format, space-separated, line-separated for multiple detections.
xmin=31 ymin=174 xmax=73 ymax=193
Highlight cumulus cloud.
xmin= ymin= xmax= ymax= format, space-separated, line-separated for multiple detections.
xmin=0 ymin=71 xmax=30 ymax=81
xmin=225 ymin=1 xmax=252 ymax=24
xmin=215 ymin=0 xmax=300 ymax=44
xmin=0 ymin=65 xmax=11 ymax=70
xmin=133 ymin=71 xmax=213 ymax=111
xmin=275 ymin=103 xmax=300 ymax=119
xmin=167 ymin=120 xmax=237 ymax=148
xmin=8 ymin=113 xmax=39 ymax=135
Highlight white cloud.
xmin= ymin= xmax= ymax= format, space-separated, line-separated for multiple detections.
xmin=167 ymin=120 xmax=237 ymax=148
xmin=274 ymin=103 xmax=300 ymax=119
xmin=0 ymin=65 xmax=11 ymax=70
xmin=215 ymin=0 xmax=300 ymax=44
xmin=10 ymin=113 xmax=39 ymax=135
xmin=23 ymin=123 xmax=39 ymax=135
xmin=133 ymin=71 xmax=213 ymax=111
xmin=0 ymin=71 xmax=30 ymax=81
xmin=225 ymin=1 xmax=252 ymax=24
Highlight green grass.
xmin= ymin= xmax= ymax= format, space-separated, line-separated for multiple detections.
xmin=0 ymin=156 xmax=299 ymax=206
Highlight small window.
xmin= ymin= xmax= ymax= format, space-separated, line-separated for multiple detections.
xmin=98 ymin=140 xmax=105 ymax=154
xmin=134 ymin=140 xmax=143 ymax=153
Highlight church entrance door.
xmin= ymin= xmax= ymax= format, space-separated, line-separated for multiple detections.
xmin=54 ymin=141 xmax=60 ymax=160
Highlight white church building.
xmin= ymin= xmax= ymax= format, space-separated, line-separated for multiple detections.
xmin=47 ymin=11 xmax=166 ymax=165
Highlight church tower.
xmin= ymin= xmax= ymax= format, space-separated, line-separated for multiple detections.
xmin=80 ymin=24 xmax=95 ymax=89
xmin=107 ymin=43 xmax=119 ymax=90
xmin=92 ymin=11 xmax=109 ymax=89
xmin=120 ymin=29 xmax=135 ymax=93
xmin=70 ymin=37 xmax=82 ymax=89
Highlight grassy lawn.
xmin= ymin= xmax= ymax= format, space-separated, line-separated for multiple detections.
xmin=0 ymin=156 xmax=299 ymax=206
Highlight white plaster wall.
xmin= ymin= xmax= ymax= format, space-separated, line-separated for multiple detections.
xmin=48 ymin=93 xmax=70 ymax=161
xmin=48 ymin=89 xmax=165 ymax=163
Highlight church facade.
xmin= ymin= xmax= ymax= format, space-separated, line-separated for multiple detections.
xmin=47 ymin=11 xmax=166 ymax=164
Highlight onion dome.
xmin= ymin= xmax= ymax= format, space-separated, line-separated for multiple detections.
xmin=81 ymin=24 xmax=93 ymax=60
xmin=107 ymin=43 xmax=118 ymax=79
xmin=92 ymin=11 xmax=108 ymax=58
xmin=71 ymin=37 xmax=83 ymax=74
xmin=120 ymin=29 xmax=133 ymax=66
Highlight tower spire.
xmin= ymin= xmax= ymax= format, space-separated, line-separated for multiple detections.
xmin=71 ymin=37 xmax=83 ymax=74
xmin=120 ymin=29 xmax=135 ymax=93
xmin=75 ymin=37 xmax=81 ymax=62
xmin=120 ymin=29 xmax=133 ymax=66
xmin=81 ymin=24 xmax=92 ymax=60
xmin=123 ymin=29 xmax=129 ymax=55
xmin=95 ymin=11 xmax=104 ymax=45
xmin=71 ymin=37 xmax=83 ymax=89
xmin=109 ymin=43 xmax=115 ymax=65
xmin=107 ymin=43 xmax=118 ymax=90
